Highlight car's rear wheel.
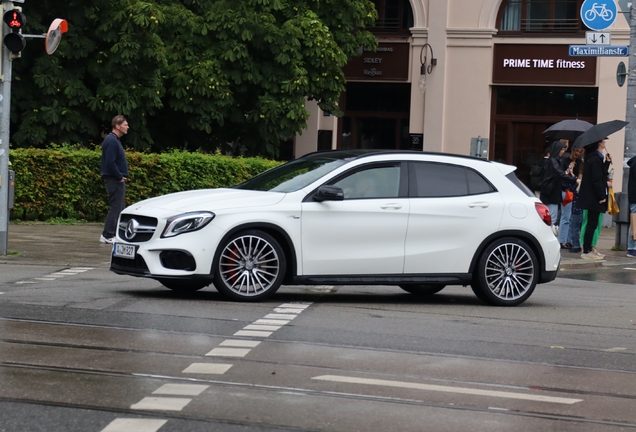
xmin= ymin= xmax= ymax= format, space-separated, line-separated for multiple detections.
xmin=213 ymin=230 xmax=286 ymax=301
xmin=158 ymin=279 xmax=209 ymax=292
xmin=399 ymin=284 xmax=446 ymax=295
xmin=472 ymin=237 xmax=538 ymax=306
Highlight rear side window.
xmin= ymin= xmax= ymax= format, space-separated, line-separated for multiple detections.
xmin=506 ymin=172 xmax=535 ymax=197
xmin=410 ymin=162 xmax=495 ymax=198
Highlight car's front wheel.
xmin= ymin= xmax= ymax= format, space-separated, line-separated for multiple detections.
xmin=213 ymin=230 xmax=286 ymax=301
xmin=158 ymin=279 xmax=209 ymax=292
xmin=472 ymin=237 xmax=538 ymax=306
xmin=399 ymin=284 xmax=446 ymax=296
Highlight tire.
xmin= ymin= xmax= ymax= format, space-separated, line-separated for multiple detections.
xmin=399 ymin=284 xmax=446 ymax=296
xmin=158 ymin=279 xmax=209 ymax=292
xmin=472 ymin=237 xmax=538 ymax=306
xmin=213 ymin=230 xmax=286 ymax=301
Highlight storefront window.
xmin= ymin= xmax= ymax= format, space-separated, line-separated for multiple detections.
xmin=495 ymin=86 xmax=597 ymax=117
xmin=498 ymin=0 xmax=583 ymax=34
xmin=369 ymin=0 xmax=413 ymax=34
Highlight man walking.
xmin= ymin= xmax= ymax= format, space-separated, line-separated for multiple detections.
xmin=100 ymin=115 xmax=129 ymax=244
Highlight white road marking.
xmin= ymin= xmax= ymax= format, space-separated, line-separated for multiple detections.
xmin=264 ymin=313 xmax=297 ymax=320
xmin=100 ymin=418 xmax=167 ymax=432
xmin=48 ymin=272 xmax=72 ymax=276
xmin=234 ymin=330 xmax=272 ymax=337
xmin=71 ymin=267 xmax=93 ymax=271
xmin=219 ymin=340 xmax=261 ymax=348
xmin=243 ymin=324 xmax=282 ymax=331
xmin=205 ymin=347 xmax=251 ymax=357
xmin=0 ymin=292 xmax=4 ymax=295
xmin=278 ymin=303 xmax=310 ymax=309
xmin=253 ymin=319 xmax=290 ymax=326
xmin=153 ymin=383 xmax=209 ymax=396
xmin=182 ymin=363 xmax=233 ymax=374
xmin=602 ymin=347 xmax=627 ymax=352
xmin=273 ymin=308 xmax=305 ymax=314
xmin=312 ymin=375 xmax=583 ymax=405
xmin=624 ymin=267 xmax=636 ymax=271
xmin=33 ymin=278 xmax=57 ymax=281
xmin=14 ymin=281 xmax=38 ymax=284
xmin=130 ymin=396 xmax=191 ymax=411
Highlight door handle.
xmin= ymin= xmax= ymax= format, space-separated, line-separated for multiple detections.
xmin=380 ymin=203 xmax=403 ymax=210
xmin=468 ymin=202 xmax=490 ymax=208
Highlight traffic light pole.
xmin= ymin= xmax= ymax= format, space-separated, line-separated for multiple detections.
xmin=0 ymin=2 xmax=11 ymax=255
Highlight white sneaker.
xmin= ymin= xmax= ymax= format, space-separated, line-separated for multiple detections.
xmin=591 ymin=247 xmax=605 ymax=258
xmin=100 ymin=235 xmax=114 ymax=244
xmin=581 ymin=252 xmax=602 ymax=260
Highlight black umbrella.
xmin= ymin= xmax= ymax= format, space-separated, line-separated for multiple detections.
xmin=572 ymin=120 xmax=629 ymax=148
xmin=542 ymin=119 xmax=593 ymax=142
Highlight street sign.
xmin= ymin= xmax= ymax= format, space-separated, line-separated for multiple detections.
xmin=569 ymin=45 xmax=628 ymax=56
xmin=586 ymin=31 xmax=612 ymax=45
xmin=580 ymin=0 xmax=618 ymax=31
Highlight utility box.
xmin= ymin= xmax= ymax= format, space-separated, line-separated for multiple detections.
xmin=470 ymin=136 xmax=489 ymax=159
xmin=8 ymin=169 xmax=14 ymax=210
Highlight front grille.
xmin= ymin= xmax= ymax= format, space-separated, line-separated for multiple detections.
xmin=118 ymin=214 xmax=158 ymax=243
xmin=111 ymin=255 xmax=150 ymax=275
xmin=160 ymin=250 xmax=196 ymax=271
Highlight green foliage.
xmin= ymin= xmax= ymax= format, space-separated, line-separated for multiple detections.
xmin=11 ymin=0 xmax=377 ymax=157
xmin=9 ymin=148 xmax=281 ymax=221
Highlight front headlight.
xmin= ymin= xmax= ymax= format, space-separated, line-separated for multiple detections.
xmin=161 ymin=211 xmax=215 ymax=238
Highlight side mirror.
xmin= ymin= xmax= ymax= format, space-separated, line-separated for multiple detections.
xmin=314 ymin=185 xmax=344 ymax=202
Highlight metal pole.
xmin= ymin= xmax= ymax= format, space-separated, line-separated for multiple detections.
xmin=0 ymin=2 xmax=12 ymax=255
xmin=618 ymin=4 xmax=636 ymax=249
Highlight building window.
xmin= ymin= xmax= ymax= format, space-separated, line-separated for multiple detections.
xmin=369 ymin=0 xmax=413 ymax=35
xmin=498 ymin=0 xmax=584 ymax=34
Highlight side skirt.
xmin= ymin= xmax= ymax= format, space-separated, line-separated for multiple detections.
xmin=292 ymin=273 xmax=472 ymax=286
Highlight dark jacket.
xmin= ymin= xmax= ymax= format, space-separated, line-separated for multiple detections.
xmin=100 ymin=132 xmax=129 ymax=181
xmin=578 ymin=150 xmax=608 ymax=213
xmin=540 ymin=141 xmax=575 ymax=205
xmin=628 ymin=156 xmax=636 ymax=204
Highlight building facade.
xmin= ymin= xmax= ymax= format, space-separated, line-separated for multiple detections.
xmin=294 ymin=0 xmax=630 ymax=190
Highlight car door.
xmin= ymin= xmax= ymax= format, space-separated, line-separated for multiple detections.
xmin=300 ymin=162 xmax=409 ymax=275
xmin=403 ymin=161 xmax=505 ymax=274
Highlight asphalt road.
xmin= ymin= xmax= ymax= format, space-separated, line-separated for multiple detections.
xmin=1 ymin=259 xmax=636 ymax=432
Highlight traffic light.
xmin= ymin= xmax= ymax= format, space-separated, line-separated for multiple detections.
xmin=3 ymin=8 xmax=26 ymax=54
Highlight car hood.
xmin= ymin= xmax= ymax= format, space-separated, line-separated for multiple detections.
xmin=125 ymin=188 xmax=286 ymax=213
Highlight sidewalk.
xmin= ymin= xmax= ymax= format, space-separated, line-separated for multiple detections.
xmin=0 ymin=223 xmax=113 ymax=268
xmin=0 ymin=222 xmax=634 ymax=270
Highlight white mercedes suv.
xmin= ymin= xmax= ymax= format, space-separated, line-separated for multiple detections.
xmin=111 ymin=150 xmax=560 ymax=306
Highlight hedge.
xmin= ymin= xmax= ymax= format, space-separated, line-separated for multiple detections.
xmin=9 ymin=148 xmax=281 ymax=221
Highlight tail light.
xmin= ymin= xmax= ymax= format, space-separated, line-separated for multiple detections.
xmin=535 ymin=202 xmax=551 ymax=226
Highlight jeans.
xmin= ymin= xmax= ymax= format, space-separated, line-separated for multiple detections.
xmin=102 ymin=177 xmax=126 ymax=239
xmin=558 ymin=194 xmax=572 ymax=243
xmin=547 ymin=203 xmax=559 ymax=227
xmin=568 ymin=212 xmax=583 ymax=249
xmin=628 ymin=203 xmax=636 ymax=251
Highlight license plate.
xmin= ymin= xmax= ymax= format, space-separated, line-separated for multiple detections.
xmin=113 ymin=243 xmax=136 ymax=259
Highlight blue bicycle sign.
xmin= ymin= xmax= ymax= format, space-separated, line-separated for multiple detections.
xmin=581 ymin=0 xmax=617 ymax=31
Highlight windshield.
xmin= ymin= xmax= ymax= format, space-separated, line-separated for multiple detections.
xmin=235 ymin=157 xmax=351 ymax=192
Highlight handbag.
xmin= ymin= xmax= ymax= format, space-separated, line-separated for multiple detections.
xmin=562 ymin=190 xmax=574 ymax=206
xmin=608 ymin=187 xmax=620 ymax=216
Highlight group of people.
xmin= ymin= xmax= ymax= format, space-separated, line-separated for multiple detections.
xmin=537 ymin=137 xmax=614 ymax=260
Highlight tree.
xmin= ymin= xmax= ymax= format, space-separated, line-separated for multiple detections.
xmin=10 ymin=0 xmax=377 ymax=157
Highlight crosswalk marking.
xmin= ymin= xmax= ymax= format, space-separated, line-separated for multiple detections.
xmin=219 ymin=340 xmax=261 ymax=348
xmin=130 ymin=397 xmax=191 ymax=411
xmin=205 ymin=347 xmax=251 ymax=357
xmin=100 ymin=418 xmax=167 ymax=432
xmin=182 ymin=363 xmax=233 ymax=374
xmin=152 ymin=383 xmax=209 ymax=396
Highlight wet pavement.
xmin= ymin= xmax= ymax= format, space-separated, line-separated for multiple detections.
xmin=1 ymin=221 xmax=635 ymax=274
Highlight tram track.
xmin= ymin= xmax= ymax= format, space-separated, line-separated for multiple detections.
xmin=1 ymin=361 xmax=636 ymax=429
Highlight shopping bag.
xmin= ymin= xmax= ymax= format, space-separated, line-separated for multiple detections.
xmin=608 ymin=187 xmax=620 ymax=216
xmin=631 ymin=213 xmax=636 ymax=241
xmin=562 ymin=190 xmax=574 ymax=206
